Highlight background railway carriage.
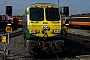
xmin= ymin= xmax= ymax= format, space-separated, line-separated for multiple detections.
xmin=69 ymin=15 xmax=90 ymax=28
xmin=62 ymin=15 xmax=90 ymax=29
xmin=0 ymin=15 xmax=7 ymax=28
xmin=0 ymin=15 xmax=1 ymax=24
xmin=9 ymin=16 xmax=19 ymax=30
xmin=23 ymin=3 xmax=69 ymax=54
xmin=15 ymin=15 xmax=23 ymax=24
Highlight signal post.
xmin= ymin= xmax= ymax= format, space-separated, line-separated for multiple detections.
xmin=0 ymin=5 xmax=13 ymax=60
xmin=0 ymin=24 xmax=12 ymax=60
xmin=62 ymin=6 xmax=69 ymax=44
xmin=6 ymin=23 xmax=12 ymax=44
xmin=1 ymin=36 xmax=6 ymax=60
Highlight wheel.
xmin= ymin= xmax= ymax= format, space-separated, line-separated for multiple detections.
xmin=25 ymin=40 xmax=33 ymax=58
xmin=26 ymin=40 xmax=33 ymax=54
xmin=23 ymin=38 xmax=27 ymax=47
xmin=22 ymin=31 xmax=27 ymax=47
xmin=57 ymin=47 xmax=62 ymax=53
xmin=51 ymin=44 xmax=56 ymax=53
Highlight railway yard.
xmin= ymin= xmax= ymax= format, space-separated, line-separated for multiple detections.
xmin=0 ymin=27 xmax=89 ymax=60
xmin=0 ymin=1 xmax=90 ymax=60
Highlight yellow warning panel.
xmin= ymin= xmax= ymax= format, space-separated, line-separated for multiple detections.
xmin=63 ymin=26 xmax=69 ymax=32
xmin=6 ymin=26 xmax=12 ymax=33
xmin=1 ymin=36 xmax=6 ymax=43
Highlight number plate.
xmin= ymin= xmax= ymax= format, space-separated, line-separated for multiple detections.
xmin=42 ymin=26 xmax=49 ymax=30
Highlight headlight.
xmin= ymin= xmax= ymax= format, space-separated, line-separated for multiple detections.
xmin=53 ymin=30 xmax=61 ymax=34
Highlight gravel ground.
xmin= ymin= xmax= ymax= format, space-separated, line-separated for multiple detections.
xmin=0 ymin=28 xmax=23 ymax=50
xmin=0 ymin=28 xmax=22 ymax=36
xmin=6 ymin=34 xmax=28 ymax=60
xmin=0 ymin=28 xmax=31 ymax=60
xmin=0 ymin=28 xmax=90 ymax=60
xmin=2 ymin=34 xmax=31 ymax=60
xmin=68 ymin=28 xmax=90 ymax=36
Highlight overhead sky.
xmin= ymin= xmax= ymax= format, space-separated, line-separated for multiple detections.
xmin=0 ymin=0 xmax=90 ymax=15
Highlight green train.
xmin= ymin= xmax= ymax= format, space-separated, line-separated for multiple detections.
xmin=23 ymin=3 xmax=69 ymax=54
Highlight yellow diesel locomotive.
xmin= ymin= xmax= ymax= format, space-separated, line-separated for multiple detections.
xmin=23 ymin=3 xmax=68 ymax=54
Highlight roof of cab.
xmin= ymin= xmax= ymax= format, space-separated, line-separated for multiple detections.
xmin=29 ymin=3 xmax=59 ymax=8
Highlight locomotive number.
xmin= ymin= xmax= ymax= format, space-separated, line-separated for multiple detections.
xmin=42 ymin=26 xmax=49 ymax=30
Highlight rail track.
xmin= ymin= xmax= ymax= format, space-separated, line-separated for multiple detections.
xmin=0 ymin=28 xmax=23 ymax=39
xmin=0 ymin=29 xmax=90 ymax=60
xmin=34 ymin=33 xmax=90 ymax=60
xmin=34 ymin=54 xmax=80 ymax=60
xmin=67 ymin=33 xmax=90 ymax=49
xmin=67 ymin=33 xmax=90 ymax=39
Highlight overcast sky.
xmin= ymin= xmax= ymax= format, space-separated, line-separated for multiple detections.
xmin=0 ymin=0 xmax=90 ymax=15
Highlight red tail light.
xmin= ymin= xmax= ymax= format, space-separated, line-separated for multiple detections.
xmin=30 ymin=30 xmax=37 ymax=34
xmin=30 ymin=30 xmax=40 ymax=34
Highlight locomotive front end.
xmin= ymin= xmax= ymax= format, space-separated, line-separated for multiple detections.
xmin=23 ymin=3 xmax=64 ymax=54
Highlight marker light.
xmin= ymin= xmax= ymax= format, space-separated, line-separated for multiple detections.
xmin=7 ymin=23 xmax=11 ymax=25
xmin=30 ymin=30 xmax=37 ymax=34
xmin=30 ymin=30 xmax=40 ymax=34
xmin=65 ymin=24 xmax=69 ymax=25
